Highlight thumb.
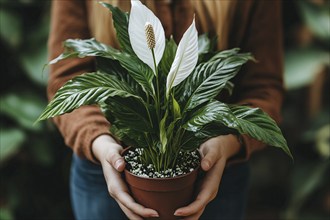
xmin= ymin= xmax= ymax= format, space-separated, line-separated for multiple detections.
xmin=106 ymin=147 xmax=126 ymax=172
xmin=200 ymin=147 xmax=218 ymax=172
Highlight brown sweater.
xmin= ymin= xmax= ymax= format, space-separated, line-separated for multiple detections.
xmin=48 ymin=0 xmax=284 ymax=163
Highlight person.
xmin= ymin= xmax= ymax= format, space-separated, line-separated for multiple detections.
xmin=48 ymin=0 xmax=284 ymax=219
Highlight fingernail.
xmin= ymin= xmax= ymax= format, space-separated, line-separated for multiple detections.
xmin=150 ymin=214 xmax=159 ymax=217
xmin=115 ymin=159 xmax=123 ymax=170
xmin=174 ymin=211 xmax=182 ymax=216
xmin=202 ymin=160 xmax=210 ymax=170
xmin=150 ymin=211 xmax=159 ymax=218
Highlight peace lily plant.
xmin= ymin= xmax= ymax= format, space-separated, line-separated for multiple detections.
xmin=37 ymin=1 xmax=292 ymax=177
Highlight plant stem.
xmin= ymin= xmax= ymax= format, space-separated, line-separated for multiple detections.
xmin=145 ymin=105 xmax=154 ymax=128
xmin=150 ymin=48 xmax=164 ymax=172
xmin=170 ymin=128 xmax=185 ymax=169
xmin=151 ymin=49 xmax=161 ymax=123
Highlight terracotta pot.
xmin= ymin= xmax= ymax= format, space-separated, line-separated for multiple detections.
xmin=122 ymin=149 xmax=200 ymax=220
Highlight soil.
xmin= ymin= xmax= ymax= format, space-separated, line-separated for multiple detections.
xmin=124 ymin=148 xmax=200 ymax=178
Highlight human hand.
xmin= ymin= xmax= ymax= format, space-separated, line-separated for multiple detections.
xmin=174 ymin=134 xmax=242 ymax=220
xmin=92 ymin=135 xmax=159 ymax=219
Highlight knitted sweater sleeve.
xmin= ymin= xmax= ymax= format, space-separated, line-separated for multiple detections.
xmin=228 ymin=0 xmax=285 ymax=162
xmin=47 ymin=0 xmax=111 ymax=163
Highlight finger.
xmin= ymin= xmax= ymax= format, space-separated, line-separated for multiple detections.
xmin=200 ymin=143 xmax=220 ymax=171
xmin=116 ymin=191 xmax=159 ymax=218
xmin=103 ymin=162 xmax=159 ymax=218
xmin=182 ymin=208 xmax=205 ymax=220
xmin=174 ymin=198 xmax=206 ymax=217
xmin=118 ymin=202 xmax=143 ymax=220
xmin=175 ymin=159 xmax=226 ymax=217
xmin=105 ymin=145 xmax=126 ymax=172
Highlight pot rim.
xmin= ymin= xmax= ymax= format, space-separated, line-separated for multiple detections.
xmin=124 ymin=165 xmax=200 ymax=180
xmin=122 ymin=147 xmax=201 ymax=180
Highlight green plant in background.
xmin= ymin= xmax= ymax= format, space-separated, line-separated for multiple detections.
xmin=284 ymin=1 xmax=330 ymax=90
xmin=0 ymin=1 xmax=73 ymax=219
xmin=282 ymin=1 xmax=330 ymax=219
xmin=0 ymin=0 xmax=50 ymax=163
xmin=37 ymin=1 xmax=291 ymax=175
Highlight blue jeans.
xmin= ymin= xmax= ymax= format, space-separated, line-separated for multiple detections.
xmin=70 ymin=154 xmax=250 ymax=220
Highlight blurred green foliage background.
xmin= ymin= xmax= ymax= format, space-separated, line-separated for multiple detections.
xmin=0 ymin=0 xmax=73 ymax=219
xmin=0 ymin=0 xmax=329 ymax=220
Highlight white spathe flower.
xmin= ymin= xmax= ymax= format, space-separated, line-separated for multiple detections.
xmin=128 ymin=0 xmax=198 ymax=95
xmin=166 ymin=18 xmax=198 ymax=95
xmin=128 ymin=0 xmax=165 ymax=74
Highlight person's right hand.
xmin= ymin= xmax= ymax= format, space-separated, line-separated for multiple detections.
xmin=92 ymin=134 xmax=159 ymax=219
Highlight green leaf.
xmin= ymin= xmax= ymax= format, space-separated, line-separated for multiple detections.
xmin=96 ymin=57 xmax=143 ymax=94
xmin=181 ymin=101 xmax=237 ymax=150
xmin=166 ymin=119 xmax=177 ymax=146
xmin=172 ymin=95 xmax=181 ymax=120
xmin=223 ymin=81 xmax=234 ymax=96
xmin=100 ymin=2 xmax=134 ymax=54
xmin=208 ymin=48 xmax=240 ymax=61
xmin=298 ymin=0 xmax=330 ymax=43
xmin=197 ymin=33 xmax=218 ymax=64
xmin=177 ymin=48 xmax=253 ymax=110
xmin=195 ymin=123 xmax=237 ymax=140
xmin=316 ymin=126 xmax=330 ymax=158
xmin=285 ymin=48 xmax=330 ymax=90
xmin=20 ymin=11 xmax=49 ymax=86
xmin=0 ymin=9 xmax=22 ymax=48
xmin=110 ymin=124 xmax=149 ymax=148
xmin=37 ymin=72 xmax=143 ymax=121
xmin=96 ymin=57 xmax=127 ymax=76
xmin=20 ymin=43 xmax=48 ymax=86
xmin=102 ymin=96 xmax=154 ymax=132
xmin=160 ymin=110 xmax=168 ymax=153
xmin=0 ymin=207 xmax=14 ymax=220
xmin=184 ymin=100 xmax=292 ymax=158
xmin=183 ymin=101 xmax=236 ymax=132
xmin=230 ymin=105 xmax=292 ymax=159
xmin=284 ymin=160 xmax=329 ymax=219
xmin=49 ymin=38 xmax=114 ymax=64
xmin=180 ymin=124 xmax=236 ymax=151
xmin=179 ymin=131 xmax=202 ymax=151
xmin=49 ymin=38 xmax=155 ymax=96
xmin=0 ymin=91 xmax=46 ymax=130
xmin=0 ymin=127 xmax=26 ymax=163
xmin=198 ymin=33 xmax=213 ymax=55
xmin=115 ymin=53 xmax=155 ymax=96
xmin=198 ymin=33 xmax=210 ymax=54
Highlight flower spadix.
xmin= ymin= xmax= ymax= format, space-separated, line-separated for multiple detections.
xmin=128 ymin=0 xmax=165 ymax=74
xmin=145 ymin=22 xmax=156 ymax=49
xmin=166 ymin=18 xmax=198 ymax=95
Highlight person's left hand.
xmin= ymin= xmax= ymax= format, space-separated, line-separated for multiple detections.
xmin=174 ymin=134 xmax=242 ymax=220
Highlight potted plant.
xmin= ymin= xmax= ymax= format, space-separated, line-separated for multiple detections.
xmin=37 ymin=1 xmax=292 ymax=219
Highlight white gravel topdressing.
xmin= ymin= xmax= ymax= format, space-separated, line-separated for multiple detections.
xmin=124 ymin=148 xmax=200 ymax=178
